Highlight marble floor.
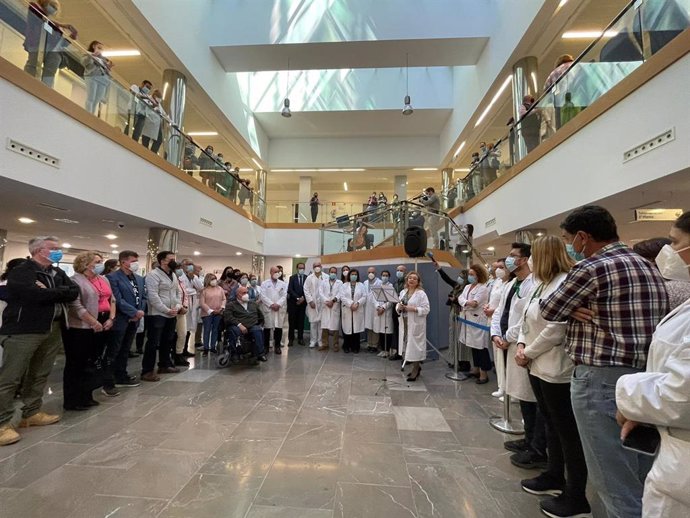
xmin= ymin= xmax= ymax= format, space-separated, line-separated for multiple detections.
xmin=0 ymin=345 xmax=603 ymax=518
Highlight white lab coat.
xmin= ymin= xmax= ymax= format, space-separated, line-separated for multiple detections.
xmin=340 ymin=282 xmax=367 ymax=334
xmin=363 ymin=277 xmax=382 ymax=329
xmin=396 ymin=289 xmax=430 ymax=362
xmin=517 ymin=274 xmax=573 ymax=384
xmin=260 ymin=279 xmax=287 ymax=329
xmin=320 ymin=279 xmax=343 ymax=331
xmin=371 ymin=283 xmax=395 ymax=334
xmin=490 ymin=275 xmax=536 ymax=402
xmin=457 ymin=283 xmax=490 ymax=350
xmin=304 ymin=273 xmax=325 ymax=323
xmin=616 ymin=299 xmax=690 ymax=518
xmin=180 ymin=274 xmax=203 ymax=330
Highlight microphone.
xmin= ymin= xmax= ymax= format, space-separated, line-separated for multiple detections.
xmin=426 ymin=251 xmax=437 ymax=263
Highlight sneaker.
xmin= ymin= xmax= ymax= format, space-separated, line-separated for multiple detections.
xmin=18 ymin=412 xmax=60 ymax=428
xmin=492 ymin=389 xmax=504 ymax=398
xmin=504 ymin=438 xmax=529 ymax=453
xmin=510 ymin=450 xmax=549 ymax=470
xmin=0 ymin=425 xmax=20 ymax=446
xmin=540 ymin=494 xmax=592 ymax=518
xmin=499 ymin=396 xmax=505 ymax=402
xmin=115 ymin=377 xmax=141 ymax=388
xmin=101 ymin=386 xmax=120 ymax=397
xmin=309 ymin=343 xmax=317 ymax=348
xmin=521 ymin=474 xmax=564 ymax=496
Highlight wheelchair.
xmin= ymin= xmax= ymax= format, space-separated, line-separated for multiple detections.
xmin=216 ymin=328 xmax=258 ymax=368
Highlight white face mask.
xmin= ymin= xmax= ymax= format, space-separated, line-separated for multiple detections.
xmin=655 ymin=245 xmax=690 ymax=282
xmin=272 ymin=272 xmax=281 ymax=280
xmin=241 ymin=294 xmax=250 ymax=302
xmin=495 ymin=268 xmax=506 ymax=280
xmin=314 ymin=266 xmax=322 ymax=274
xmin=129 ymin=261 xmax=140 ymax=273
xmin=210 ymin=279 xmax=218 ymax=287
xmin=368 ymin=273 xmax=375 ymax=280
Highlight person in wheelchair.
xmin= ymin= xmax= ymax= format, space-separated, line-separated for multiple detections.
xmin=222 ymin=286 xmax=268 ymax=365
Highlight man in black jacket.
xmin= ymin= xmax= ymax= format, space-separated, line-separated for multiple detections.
xmin=286 ymin=263 xmax=307 ymax=346
xmin=388 ymin=264 xmax=407 ymax=361
xmin=0 ymin=236 xmax=79 ymax=446
xmin=223 ymin=286 xmax=267 ymax=364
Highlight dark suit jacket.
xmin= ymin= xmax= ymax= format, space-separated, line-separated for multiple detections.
xmin=108 ymin=269 xmax=147 ymax=331
xmin=287 ymin=273 xmax=307 ymax=304
xmin=224 ymin=300 xmax=264 ymax=328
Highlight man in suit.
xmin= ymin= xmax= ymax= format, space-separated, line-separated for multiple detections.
xmin=106 ymin=250 xmax=147 ymax=390
xmin=286 ymin=262 xmax=307 ymax=346
xmin=224 ymin=286 xmax=267 ymax=364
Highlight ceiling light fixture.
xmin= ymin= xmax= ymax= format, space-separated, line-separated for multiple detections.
xmin=62 ymin=243 xmax=72 ymax=249
xmin=112 ymin=250 xmax=119 ymax=254
xmin=454 ymin=141 xmax=466 ymax=158
xmin=188 ymin=131 xmax=218 ymax=136
xmin=343 ymin=182 xmax=348 ymax=191
xmin=487 ymin=246 xmax=495 ymax=251
xmin=18 ymin=217 xmax=35 ymax=224
xmin=281 ymin=58 xmax=292 ymax=118
xmin=251 ymin=158 xmax=262 ymax=169
xmin=341 ymin=168 xmax=366 ymax=172
xmin=562 ymin=30 xmax=618 ymax=39
xmin=193 ymin=251 xmax=201 ymax=256
xmin=474 ymin=74 xmax=513 ymax=127
xmin=110 ymin=244 xmax=118 ymax=248
xmin=101 ymin=49 xmax=141 ymax=57
xmin=412 ymin=168 xmax=437 ymax=171
xmin=105 ymin=234 xmax=117 ymax=240
xmin=557 ymin=0 xmax=569 ymax=8
xmin=454 ymin=168 xmax=471 ymax=172
xmin=235 ymin=251 xmax=243 ymax=256
xmin=402 ymin=53 xmax=413 ymax=116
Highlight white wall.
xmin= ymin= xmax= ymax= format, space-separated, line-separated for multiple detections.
xmin=0 ymin=77 xmax=266 ymax=254
xmin=262 ymin=228 xmax=321 ymax=257
xmin=458 ymin=54 xmax=690 ymax=240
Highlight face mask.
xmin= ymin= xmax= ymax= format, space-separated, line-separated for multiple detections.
xmin=272 ymin=272 xmax=281 ymax=280
xmin=368 ymin=273 xmax=375 ymax=280
xmin=495 ymin=268 xmax=506 ymax=280
xmin=239 ymin=278 xmax=248 ymax=286
xmin=175 ymin=269 xmax=184 ymax=277
xmin=241 ymin=294 xmax=250 ymax=302
xmin=566 ymin=243 xmax=586 ymax=262
xmin=457 ymin=276 xmax=464 ymax=284
xmin=168 ymin=260 xmax=178 ymax=271
xmin=141 ymin=86 xmax=150 ymax=94
xmin=46 ymin=5 xmax=58 ymax=16
xmin=527 ymin=257 xmax=534 ymax=271
xmin=48 ymin=249 xmax=63 ymax=263
xmin=210 ymin=279 xmax=218 ymax=287
xmin=342 ymin=270 xmax=349 ymax=277
xmin=298 ymin=268 xmax=305 ymax=275
xmin=381 ymin=276 xmax=389 ymax=283
xmin=93 ymin=263 xmax=105 ymax=275
xmin=396 ymin=271 xmax=404 ymax=279
xmin=505 ymin=256 xmax=519 ymax=272
xmin=655 ymin=245 xmax=690 ymax=282
xmin=329 ymin=273 xmax=337 ymax=280
xmin=129 ymin=261 xmax=140 ymax=273
xmin=314 ymin=266 xmax=322 ymax=274
xmin=467 ymin=275 xmax=477 ymax=284
xmin=186 ymin=265 xmax=194 ymax=273
xmin=250 ymin=279 xmax=257 ymax=286
xmin=350 ymin=274 xmax=358 ymax=282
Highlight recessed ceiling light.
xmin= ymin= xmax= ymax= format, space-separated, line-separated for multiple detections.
xmin=454 ymin=141 xmax=466 ymax=157
xmin=112 ymin=250 xmax=119 ymax=254
xmin=105 ymin=234 xmax=117 ymax=240
xmin=454 ymin=168 xmax=470 ymax=172
xmin=487 ymin=246 xmax=495 ymax=251
xmin=295 ymin=254 xmax=302 ymax=258
xmin=110 ymin=244 xmax=118 ymax=248
xmin=562 ymin=30 xmax=618 ymax=39
xmin=475 ymin=75 xmax=513 ymax=127
xmin=18 ymin=217 xmax=35 ymax=224
xmin=53 ymin=218 xmax=80 ymax=224
xmin=251 ymin=158 xmax=262 ymax=168
xmin=101 ymin=49 xmax=141 ymax=57
xmin=188 ymin=131 xmax=218 ymax=136
xmin=343 ymin=182 xmax=348 ymax=191
xmin=557 ymin=0 xmax=568 ymax=8
xmin=412 ymin=168 xmax=437 ymax=171
xmin=62 ymin=243 xmax=72 ymax=249
xmin=193 ymin=251 xmax=201 ymax=256
xmin=235 ymin=251 xmax=243 ymax=256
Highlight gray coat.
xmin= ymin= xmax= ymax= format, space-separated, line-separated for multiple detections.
xmin=145 ymin=268 xmax=181 ymax=318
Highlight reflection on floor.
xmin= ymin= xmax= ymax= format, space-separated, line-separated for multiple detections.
xmin=0 ymin=346 xmax=604 ymax=517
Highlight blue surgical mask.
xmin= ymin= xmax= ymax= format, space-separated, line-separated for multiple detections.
xmin=175 ymin=269 xmax=184 ymax=277
xmin=48 ymin=250 xmax=63 ymax=263
xmin=240 ymin=278 xmax=248 ymax=286
xmin=350 ymin=274 xmax=358 ymax=281
xmin=329 ymin=273 xmax=337 ymax=280
xmin=298 ymin=268 xmax=305 ymax=275
xmin=381 ymin=276 xmax=389 ymax=283
xmin=186 ymin=265 xmax=194 ymax=273
xmin=505 ymin=256 xmax=518 ymax=272
xmin=93 ymin=263 xmax=105 ymax=275
xmin=396 ymin=271 xmax=404 ymax=279
xmin=141 ymin=86 xmax=150 ymax=94
xmin=250 ymin=279 xmax=257 ymax=286
xmin=566 ymin=243 xmax=586 ymax=262
xmin=467 ymin=274 xmax=477 ymax=284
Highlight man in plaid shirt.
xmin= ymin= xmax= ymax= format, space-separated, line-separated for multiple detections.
xmin=540 ymin=205 xmax=669 ymax=518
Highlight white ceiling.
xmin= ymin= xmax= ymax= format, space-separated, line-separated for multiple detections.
xmin=211 ymin=37 xmax=489 ymax=73
xmin=254 ymin=109 xmax=452 ymax=139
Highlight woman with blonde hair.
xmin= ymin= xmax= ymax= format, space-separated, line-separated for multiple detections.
xmin=396 ymin=271 xmax=430 ymax=381
xmin=457 ymin=263 xmax=492 ymax=384
xmin=514 ymin=236 xmax=590 ymax=517
xmin=63 ymin=251 xmax=116 ymax=410
xmin=199 ymin=272 xmax=226 ymax=356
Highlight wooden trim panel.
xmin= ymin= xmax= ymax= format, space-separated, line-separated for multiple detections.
xmin=0 ymin=56 xmax=265 ymax=227
xmin=451 ymin=28 xmax=690 ymax=218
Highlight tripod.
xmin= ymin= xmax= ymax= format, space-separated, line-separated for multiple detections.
xmin=369 ymin=285 xmax=408 ymax=394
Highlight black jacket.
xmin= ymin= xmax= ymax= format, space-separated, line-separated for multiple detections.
xmin=287 ymin=273 xmax=306 ymax=304
xmin=0 ymin=260 xmax=79 ymax=335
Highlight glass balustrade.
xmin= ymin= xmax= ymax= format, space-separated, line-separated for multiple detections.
xmin=446 ymin=0 xmax=690 ymax=207
xmin=0 ymin=0 xmax=266 ymax=219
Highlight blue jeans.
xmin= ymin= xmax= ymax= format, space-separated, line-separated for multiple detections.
xmin=571 ymin=365 xmax=653 ymax=518
xmin=225 ymin=324 xmax=265 ymax=358
xmin=202 ymin=314 xmax=222 ymax=351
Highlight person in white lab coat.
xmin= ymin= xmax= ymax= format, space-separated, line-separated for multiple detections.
xmin=260 ymin=266 xmax=287 ymax=355
xmin=340 ymin=269 xmax=367 ymax=353
xmin=514 ymin=236 xmax=590 ymax=516
xmin=457 ymin=264 xmax=491 ymax=384
xmin=303 ymin=261 xmax=326 ymax=349
xmin=396 ymin=271 xmax=430 ymax=382
xmin=320 ymin=267 xmax=343 ymax=351
xmin=363 ymin=266 xmax=381 ymax=352
xmin=616 ymin=211 xmax=690 ymax=518
xmin=484 ymin=260 xmax=509 ymax=398
xmin=372 ymin=270 xmax=395 ymax=357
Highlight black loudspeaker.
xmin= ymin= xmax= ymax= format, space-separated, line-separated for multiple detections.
xmin=404 ymin=226 xmax=427 ymax=257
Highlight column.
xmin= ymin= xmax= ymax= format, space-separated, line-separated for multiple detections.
xmin=394 ymin=175 xmax=407 ymax=201
xmin=0 ymin=229 xmax=7 ymax=269
xmin=297 ymin=176 xmax=312 ymax=223
xmin=251 ymin=255 xmax=265 ymax=278
xmin=161 ymin=69 xmax=187 ymax=169
xmin=441 ymin=168 xmax=453 ymax=210
xmin=146 ymin=227 xmax=179 ymax=272
xmin=511 ymin=56 xmax=539 ymax=163
xmin=254 ymin=169 xmax=267 ymax=220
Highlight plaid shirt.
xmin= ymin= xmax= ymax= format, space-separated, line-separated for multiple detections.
xmin=540 ymin=242 xmax=669 ymax=369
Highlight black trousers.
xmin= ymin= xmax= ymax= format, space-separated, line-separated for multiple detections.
xmin=519 ymin=397 xmax=548 ymax=457
xmin=311 ymin=206 xmax=318 ymax=222
xmin=263 ymin=328 xmax=283 ymax=349
xmin=62 ymin=320 xmax=108 ymax=406
xmin=529 ymin=373 xmax=588 ymax=501
xmin=471 ymin=347 xmax=492 ymax=371
xmin=391 ymin=314 xmax=400 ymax=351
xmin=287 ymin=302 xmax=306 ymax=341
xmin=131 ymin=113 xmax=146 ymax=141
xmin=142 ymin=315 xmax=176 ymax=374
xmin=104 ymin=321 xmax=138 ymax=387
xmin=378 ymin=333 xmax=394 ymax=351
xmin=343 ymin=332 xmax=360 ymax=352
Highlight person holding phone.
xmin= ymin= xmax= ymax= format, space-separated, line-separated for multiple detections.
xmin=616 ymin=211 xmax=690 ymax=518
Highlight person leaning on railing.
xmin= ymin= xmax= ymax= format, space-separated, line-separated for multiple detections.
xmin=82 ymin=40 xmax=113 ymax=115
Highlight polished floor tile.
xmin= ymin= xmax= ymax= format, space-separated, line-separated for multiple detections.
xmin=392 ymin=406 xmax=452 ymax=432
xmin=335 ymin=482 xmax=417 ymax=518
